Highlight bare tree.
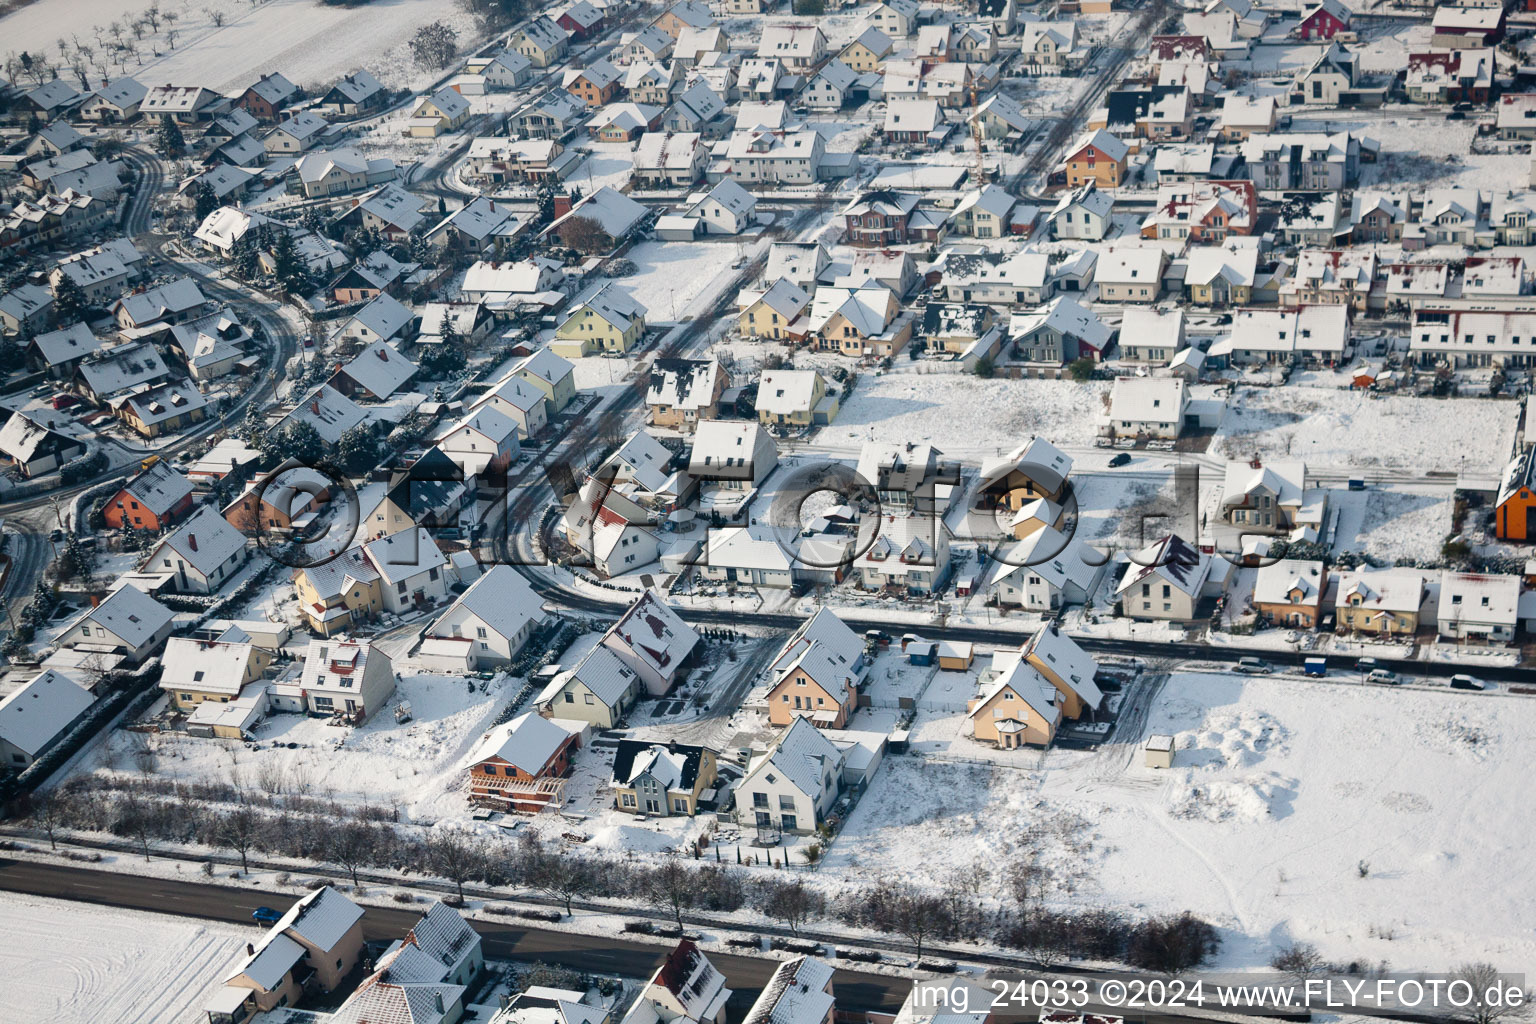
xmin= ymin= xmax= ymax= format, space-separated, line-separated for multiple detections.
xmin=118 ymin=792 xmax=155 ymax=862
xmin=218 ymin=806 xmax=261 ymax=873
xmin=887 ymin=883 xmax=953 ymax=961
xmin=31 ymin=796 xmax=62 ymax=851
xmin=646 ymin=855 xmax=698 ymax=927
xmin=131 ymin=733 xmax=157 ymax=776
xmin=1453 ymin=963 xmax=1527 ymax=1024
xmin=426 ymin=829 xmax=483 ymax=903
xmin=760 ymin=877 xmax=823 ymax=934
xmin=557 ymin=216 xmax=613 ymax=256
xmin=525 ymin=838 xmax=597 ymax=915
xmin=206 ymin=8 xmax=226 ymax=27
xmin=1271 ymin=942 xmax=1327 ymax=983
xmin=255 ymin=760 xmax=285 ymax=796
xmin=328 ymin=820 xmax=377 ymax=887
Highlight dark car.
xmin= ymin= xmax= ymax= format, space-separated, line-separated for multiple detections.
xmin=1450 ymin=674 xmax=1484 ymax=691
xmin=251 ymin=906 xmax=283 ymax=924
xmin=1108 ymin=453 xmax=1131 ymax=467
xmin=1447 ymin=111 xmax=1466 ymax=120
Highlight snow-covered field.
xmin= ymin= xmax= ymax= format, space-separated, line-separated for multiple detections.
xmin=82 ymin=672 xmax=516 ymax=822
xmin=1215 ymin=387 xmax=1519 ymax=472
xmin=826 ymin=671 xmax=1536 ymax=973
xmin=826 ymin=371 xmax=1110 ymax=457
xmin=0 ymin=0 xmax=476 ymax=94
xmin=608 ymin=240 xmax=738 ymax=322
xmin=0 ymin=892 xmax=247 ymax=1024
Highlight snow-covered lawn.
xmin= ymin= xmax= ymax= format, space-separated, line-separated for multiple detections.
xmin=1214 ymin=387 xmax=1519 ymax=472
xmin=0 ymin=0 xmax=479 ymax=94
xmin=825 ymin=372 xmax=1109 ymax=458
xmin=1332 ymin=484 xmax=1454 ymax=562
xmin=81 ymin=672 xmax=516 ymax=823
xmin=827 ymin=672 xmax=1536 ymax=973
xmin=0 ymin=892 xmax=247 ymax=1024
xmin=607 ymin=240 xmax=746 ymax=322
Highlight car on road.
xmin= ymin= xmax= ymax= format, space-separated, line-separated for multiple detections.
xmin=1447 ymin=111 xmax=1466 ymax=120
xmin=1108 ymin=453 xmax=1131 ymax=467
xmin=251 ymin=906 xmax=282 ymax=924
xmin=1356 ymin=657 xmax=1379 ymax=672
xmin=1235 ymin=657 xmax=1272 ymax=674
xmin=1450 ymin=674 xmax=1484 ymax=691
xmin=1366 ymin=669 xmax=1399 ymax=685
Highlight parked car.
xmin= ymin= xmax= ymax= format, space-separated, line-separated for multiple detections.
xmin=1449 ymin=674 xmax=1484 ymax=691
xmin=1366 ymin=668 xmax=1399 ymax=685
xmin=1356 ymin=657 xmax=1379 ymax=672
xmin=1235 ymin=657 xmax=1272 ymax=674
xmin=251 ymin=906 xmax=282 ymax=924
xmin=1108 ymin=453 xmax=1131 ymax=467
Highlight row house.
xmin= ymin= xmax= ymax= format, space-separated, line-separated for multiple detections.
xmin=1222 ymin=305 xmax=1350 ymax=365
xmin=719 ymin=128 xmax=825 ymax=184
xmin=1280 ymin=249 xmax=1378 ymax=312
xmin=1186 ymin=242 xmax=1260 ymax=306
xmin=1410 ymin=308 xmax=1536 ymax=368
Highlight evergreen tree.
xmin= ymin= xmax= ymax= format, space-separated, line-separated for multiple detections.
xmin=335 ymin=423 xmax=378 ymax=474
xmin=231 ymin=230 xmax=261 ymax=279
xmin=51 ymin=274 xmax=91 ymax=322
xmin=264 ymin=421 xmax=324 ymax=466
xmin=270 ymin=230 xmax=310 ymax=294
xmin=191 ymin=180 xmax=219 ymax=220
xmin=156 ymin=113 xmax=185 ymax=158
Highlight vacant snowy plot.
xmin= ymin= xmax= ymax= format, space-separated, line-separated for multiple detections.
xmin=0 ymin=0 xmax=475 ymax=94
xmin=0 ymin=892 xmax=247 ymax=1024
xmin=829 ymin=672 xmax=1536 ymax=973
xmin=83 ymin=672 xmax=513 ymax=822
xmin=828 ymin=372 xmax=1109 ymax=457
xmin=1215 ymin=387 xmax=1518 ymax=472
xmin=1332 ymin=484 xmax=1454 ymax=562
xmin=607 ymin=241 xmax=737 ymax=322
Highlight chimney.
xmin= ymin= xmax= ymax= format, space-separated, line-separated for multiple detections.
xmin=553 ymin=193 xmax=574 ymax=218
xmin=188 ymin=534 xmax=198 ymax=552
xmin=435 ymin=992 xmax=445 ymax=1013
xmin=246 ymin=943 xmax=255 ymax=956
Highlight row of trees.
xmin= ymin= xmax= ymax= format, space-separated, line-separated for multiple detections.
xmin=25 ymin=778 xmax=1221 ymax=972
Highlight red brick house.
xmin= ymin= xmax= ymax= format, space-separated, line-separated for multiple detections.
xmin=464 ymin=713 xmax=580 ymax=813
xmin=236 ymin=72 xmax=299 ymax=121
xmin=841 ymin=190 xmax=918 ymax=247
xmin=556 ymin=1 xmax=606 ymax=40
xmin=1297 ymin=0 xmax=1349 ymax=41
xmin=103 ymin=461 xmax=195 ymax=531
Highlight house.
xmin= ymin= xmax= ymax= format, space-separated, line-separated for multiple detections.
xmin=953 ymin=185 xmax=1017 ymax=240
xmin=720 ymin=128 xmax=826 ymax=185
xmin=0 ymin=670 xmax=95 ymax=769
xmin=537 ymin=645 xmax=642 ymax=728
xmin=468 ymin=50 xmax=534 ymax=90
xmin=1296 ymin=42 xmax=1356 ymax=105
xmin=26 ymin=322 xmax=102 ymax=380
xmin=1108 ymin=376 xmax=1189 ymax=438
xmin=511 ymin=17 xmax=571 ymax=67
xmin=420 ymin=564 xmax=544 ymax=671
xmin=1349 ymin=191 xmax=1408 ymax=244
xmin=870 ymin=0 xmax=919 ymax=37
xmin=336 ymin=184 xmax=432 ymax=242
xmin=808 ymin=282 xmax=912 ymax=358
xmin=142 ymin=505 xmax=249 ymax=594
xmin=1118 ymin=308 xmax=1187 ymax=363
xmin=600 ymin=589 xmax=700 ymax=697
xmin=855 ymin=514 xmax=951 ymax=593
xmin=967 ymin=654 xmax=1062 ymax=748
xmin=1185 ymin=243 xmax=1259 ymax=306
xmin=1252 ymin=557 xmax=1326 ymax=627
xmin=264 ymin=110 xmax=329 ymax=154
xmin=1281 ymin=250 xmax=1375 ymax=311
xmin=1050 ymin=182 xmax=1113 ymax=241
xmin=647 ymin=358 xmax=728 ymax=432
xmin=612 ymin=739 xmax=719 ymax=816
xmin=363 ymin=527 xmax=451 ymax=614
xmin=737 ymin=717 xmax=845 ymax=833
xmin=425 ymin=196 xmax=527 ymax=254
xmin=739 ymin=278 xmax=812 ymax=339
xmin=842 ymin=191 xmax=923 ymax=248
xmin=565 ymin=59 xmax=624 ymax=107
xmin=740 ymin=959 xmax=835 ymax=1024
xmin=158 ymin=637 xmax=270 ymax=712
xmin=1008 ymin=297 xmax=1112 ymax=364
xmin=1406 ymin=49 xmax=1495 ymax=105
xmin=409 ymin=88 xmax=471 ymax=138
xmin=702 ymin=526 xmax=797 ymax=589
xmin=676 ymin=25 xmax=727 ymax=64
xmin=0 ymin=410 xmax=85 ymax=479
xmin=1063 ymin=129 xmax=1129 ymax=187
xmin=1021 ymin=21 xmax=1081 ymax=70
xmin=883 ymin=99 xmax=946 ymax=146
xmin=1095 ymin=247 xmax=1168 ymax=304
xmin=103 ymin=460 xmax=195 ymax=531
xmin=553 ymin=283 xmax=647 ymax=357
xmin=237 ymin=71 xmax=298 ymax=121
xmin=295 ymin=147 xmax=396 ymax=198
xmin=293 ymin=546 xmax=384 ymax=636
xmin=1142 ymin=180 xmax=1257 ymax=242
xmin=1437 ymin=571 xmax=1520 ymax=645
xmin=1221 ymin=459 xmax=1309 ymax=536
xmin=977 ymin=437 xmax=1073 ymax=511
xmin=934 ymin=249 xmax=1054 ymax=306
xmin=621 ymin=941 xmax=731 ymax=1024
xmin=511 ymin=92 xmax=587 ymax=141
xmin=689 ymin=420 xmax=778 ymax=489
xmin=1116 ymin=534 xmax=1214 ymax=620
xmin=318 ymin=904 xmax=481 ymax=1024
xmin=0 ymin=282 xmax=54 ymax=335
xmin=318 ymin=70 xmax=387 ymax=115
xmin=222 ymin=461 xmax=332 ymax=536
xmin=991 ymin=526 xmax=1107 ymax=612
xmin=466 ymin=371 xmax=548 ymax=443
xmin=299 ymin=638 xmax=396 ymax=721
xmin=464 ymin=712 xmax=580 ymax=812
xmin=279 ymin=384 xmax=367 ymax=447
xmin=1335 ymin=569 xmax=1426 ymax=636
xmin=758 ymin=25 xmax=827 ymax=71
xmin=547 ymin=186 xmax=650 ymax=250
xmin=57 ymin=583 xmax=176 ymax=663
xmin=1297 ymin=0 xmax=1350 ymax=40
xmin=687 ymin=179 xmax=756 ymax=235
xmin=557 ymin=0 xmax=606 ymax=39
xmin=1432 ymin=5 xmax=1503 ymax=48
xmin=119 ymin=380 xmax=210 ymax=438
xmin=633 ymin=131 xmax=708 ymax=187
xmin=510 ymin=348 xmax=577 ymax=418
xmin=972 ymin=93 xmax=1032 ymax=142
xmin=80 ymin=77 xmax=146 ymax=122
xmin=169 ymin=309 xmax=250 ymax=381
xmin=1240 ymin=131 xmax=1362 ymax=190
xmin=764 ymin=608 xmax=865 ymax=729
xmin=766 ymin=242 xmax=829 ymax=290
xmin=755 ymin=369 xmax=837 ymax=428
xmin=216 ymin=889 xmax=365 ymax=1017
xmin=651 ymin=1 xmax=714 ymax=38
xmin=922 ymin=302 xmax=998 ymax=361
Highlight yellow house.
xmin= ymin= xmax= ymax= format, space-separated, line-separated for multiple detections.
xmin=839 ymin=27 xmax=893 ymax=71
xmin=755 ymin=369 xmax=837 ymax=428
xmin=611 ymin=739 xmax=719 ymax=816
xmin=293 ymin=548 xmax=384 ymax=637
xmin=812 ymin=284 xmax=911 ymax=358
xmin=1019 ymin=623 xmax=1102 ymax=720
xmin=512 ymin=348 xmax=577 ymax=415
xmin=1334 ymin=569 xmax=1424 ymax=637
xmin=766 ymin=643 xmax=858 ymax=729
xmin=552 ymin=283 xmax=647 ymax=356
xmin=967 ymin=662 xmax=1061 ymax=748
xmin=222 ymin=888 xmax=365 ymax=1014
xmin=158 ymin=638 xmax=271 ymax=711
xmin=538 ymin=647 xmax=641 ymax=729
xmin=739 ymin=279 xmax=811 ymax=340
xmin=409 ymin=87 xmax=471 ymax=138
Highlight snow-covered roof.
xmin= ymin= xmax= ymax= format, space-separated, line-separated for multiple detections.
xmin=115 ymin=277 xmax=207 ymax=326
xmin=364 ymin=527 xmax=448 ymax=585
xmin=466 ymin=712 xmax=576 ymax=773
xmin=0 ymin=670 xmax=93 ymax=759
xmin=78 ymin=341 xmax=169 ymax=398
xmin=1008 ymin=296 xmax=1111 ymax=350
xmin=750 ymin=716 xmax=843 ymax=798
xmin=755 ymin=369 xmax=825 ymax=415
xmin=994 ymin=525 xmax=1105 ymax=597
xmin=742 ymin=957 xmax=835 ymax=1024
xmin=1066 ymin=128 xmax=1128 ymax=164
xmin=1439 ymin=571 xmax=1520 ymax=626
xmin=66 ymin=584 xmax=175 ymax=649
xmin=562 ymin=282 xmax=647 ymax=332
xmin=160 ymin=638 xmax=256 ymax=698
xmin=31 ymin=322 xmax=104 ymax=368
xmin=150 ymin=505 xmax=247 ymax=579
xmin=339 ymin=340 xmax=417 ymax=398
xmin=706 ymin=526 xmax=794 ymax=573
xmin=647 ymin=359 xmax=725 ymax=412
xmin=1116 ymin=533 xmax=1211 ymax=598
xmin=605 ymin=589 xmax=699 ymax=678
xmin=283 ymin=384 xmax=366 ymax=445
xmin=562 ymin=645 xmax=640 ymax=708
xmin=118 ymin=460 xmax=194 ymax=518
xmin=1253 ymin=557 xmax=1324 ymax=606
xmin=1335 ymin=568 xmax=1424 ymax=615
xmin=431 ymin=564 xmax=543 ymax=643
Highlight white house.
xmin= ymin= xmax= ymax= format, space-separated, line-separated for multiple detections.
xmin=991 ymin=526 xmax=1108 ymax=612
xmin=600 ymin=589 xmax=700 ymax=696
xmin=364 ymin=528 xmax=451 ymax=614
xmin=1108 ymin=376 xmax=1189 ymax=438
xmin=142 ymin=505 xmax=249 ymax=594
xmin=1437 ymin=571 xmax=1520 ymax=645
xmin=299 ymin=638 xmax=397 ymax=721
xmin=422 ymin=565 xmax=545 ymax=670
xmin=1115 ymin=534 xmax=1216 ymax=620
xmin=57 ymin=584 xmax=176 ymax=662
xmin=0 ymin=670 xmax=95 ymax=769
xmin=736 ymin=717 xmax=845 ymax=834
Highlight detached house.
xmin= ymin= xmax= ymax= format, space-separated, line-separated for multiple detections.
xmin=553 ymin=283 xmax=647 ymax=356
xmin=423 ymin=566 xmax=544 ymax=670
xmin=215 ymin=888 xmax=365 ymax=1016
xmin=464 ymin=712 xmax=580 ymax=812
xmin=1063 ymin=129 xmax=1129 ymax=188
xmin=1116 ymin=533 xmax=1215 ymax=620
xmin=736 ymin=717 xmax=845 ymax=834
xmin=142 ymin=505 xmax=249 ymax=595
xmin=1335 ymin=569 xmax=1426 ymax=637
xmin=104 ymin=460 xmax=194 ymax=531
xmin=1253 ymin=557 xmax=1326 ymax=628
xmin=611 ymin=739 xmax=720 ymax=816
xmin=410 ymin=88 xmax=471 ymax=138
xmin=647 ymin=358 xmax=729 ymax=432
xmin=1438 ymin=571 xmax=1520 ymax=645
xmin=299 ymin=638 xmax=396 ymax=721
xmin=537 ymin=645 xmax=643 ymax=728
xmin=57 ymin=584 xmax=176 ymax=663
xmin=511 ymin=17 xmax=571 ymax=67
xmin=600 ymin=589 xmax=700 ymax=696
xmin=764 ymin=608 xmax=865 ymax=729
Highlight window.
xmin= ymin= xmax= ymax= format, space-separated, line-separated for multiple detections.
xmin=483 ymin=765 xmax=498 ymax=775
xmin=564 ymin=692 xmax=575 ymax=703
xmin=584 ymin=693 xmax=594 ymax=704
xmin=753 ymin=792 xmax=769 ymax=808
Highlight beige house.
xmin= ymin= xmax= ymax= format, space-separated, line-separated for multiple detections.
xmin=1019 ymin=623 xmax=1102 ymax=720
xmin=739 ymin=278 xmax=811 ymax=339
xmin=1116 ymin=534 xmax=1214 ymax=621
xmin=967 ymin=657 xmax=1062 ymax=748
xmin=646 ymin=358 xmax=728 ymax=432
xmin=536 ymin=646 xmax=641 ymax=728
xmin=158 ymin=638 xmax=271 ymax=711
xmin=611 ymin=739 xmax=719 ymax=816
xmin=293 ymin=547 xmax=384 ymax=637
xmin=1335 ymin=569 xmax=1425 ymax=636
xmin=219 ymin=888 xmax=365 ymax=1015
xmin=1252 ymin=557 xmax=1326 ymax=628
xmin=755 ymin=369 xmax=837 ymax=428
